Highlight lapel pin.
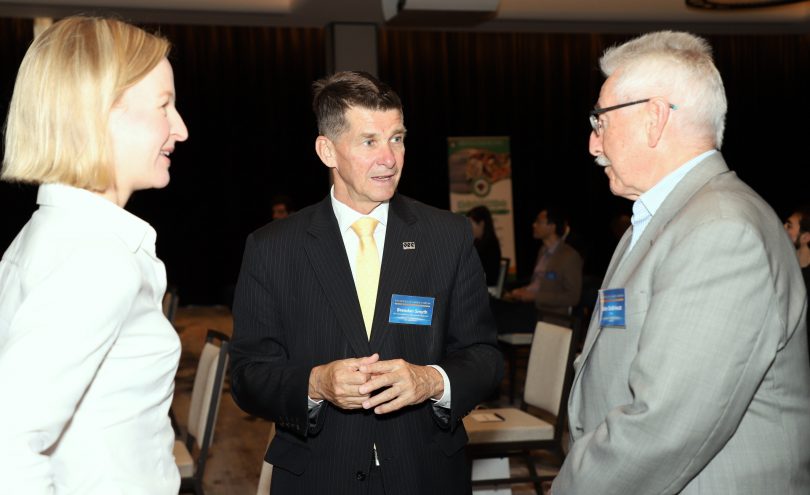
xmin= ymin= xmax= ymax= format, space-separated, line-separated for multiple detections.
xmin=402 ymin=242 xmax=416 ymax=250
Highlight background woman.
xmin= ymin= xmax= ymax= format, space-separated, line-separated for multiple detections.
xmin=0 ymin=16 xmax=188 ymax=494
xmin=466 ymin=205 xmax=502 ymax=286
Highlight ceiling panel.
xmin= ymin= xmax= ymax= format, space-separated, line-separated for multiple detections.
xmin=0 ymin=0 xmax=807 ymax=28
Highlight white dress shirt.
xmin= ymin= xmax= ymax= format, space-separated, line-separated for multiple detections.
xmin=306 ymin=188 xmax=451 ymax=409
xmin=0 ymin=183 xmax=181 ymax=495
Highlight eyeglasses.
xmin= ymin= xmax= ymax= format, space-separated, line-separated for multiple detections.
xmin=589 ymin=98 xmax=677 ymax=136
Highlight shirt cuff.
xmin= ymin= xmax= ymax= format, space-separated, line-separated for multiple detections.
xmin=427 ymin=365 xmax=451 ymax=409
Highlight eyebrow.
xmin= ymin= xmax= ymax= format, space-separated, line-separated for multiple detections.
xmin=360 ymin=128 xmax=407 ymax=139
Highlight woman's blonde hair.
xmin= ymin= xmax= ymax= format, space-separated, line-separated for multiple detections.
xmin=2 ymin=16 xmax=170 ymax=189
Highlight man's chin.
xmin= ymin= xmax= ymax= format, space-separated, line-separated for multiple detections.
xmin=609 ymin=181 xmax=635 ymax=201
xmin=370 ymin=180 xmax=399 ymax=198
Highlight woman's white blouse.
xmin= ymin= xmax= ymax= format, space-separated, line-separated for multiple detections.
xmin=0 ymin=184 xmax=181 ymax=494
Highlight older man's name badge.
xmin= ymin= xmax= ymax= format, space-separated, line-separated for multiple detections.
xmin=389 ymin=294 xmax=434 ymax=326
xmin=599 ymin=288 xmax=626 ymax=327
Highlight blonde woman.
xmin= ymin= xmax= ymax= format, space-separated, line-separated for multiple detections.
xmin=0 ymin=16 xmax=188 ymax=494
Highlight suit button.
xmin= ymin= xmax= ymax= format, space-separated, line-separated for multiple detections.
xmin=356 ymin=471 xmax=367 ymax=481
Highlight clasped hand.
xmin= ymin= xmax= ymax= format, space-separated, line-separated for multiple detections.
xmin=308 ymin=353 xmax=443 ymax=414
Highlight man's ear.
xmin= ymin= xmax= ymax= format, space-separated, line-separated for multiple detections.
xmin=646 ymin=98 xmax=673 ymax=148
xmin=315 ymin=136 xmax=336 ymax=169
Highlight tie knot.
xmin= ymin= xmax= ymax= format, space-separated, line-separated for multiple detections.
xmin=351 ymin=217 xmax=379 ymax=238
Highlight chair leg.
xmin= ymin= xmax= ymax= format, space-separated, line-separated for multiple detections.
xmin=508 ymin=345 xmax=518 ymax=404
xmin=523 ymin=452 xmax=543 ymax=495
xmin=194 ymin=478 xmax=205 ymax=495
xmin=176 ymin=478 xmax=191 ymax=494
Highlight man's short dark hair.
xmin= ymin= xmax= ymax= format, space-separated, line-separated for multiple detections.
xmin=794 ymin=205 xmax=810 ymax=234
xmin=312 ymin=71 xmax=403 ymax=139
xmin=542 ymin=206 xmax=569 ymax=237
xmin=272 ymin=194 xmax=294 ymax=211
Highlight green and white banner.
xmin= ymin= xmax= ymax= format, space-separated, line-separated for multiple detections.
xmin=447 ymin=136 xmax=516 ymax=274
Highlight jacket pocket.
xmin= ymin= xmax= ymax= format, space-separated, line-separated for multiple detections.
xmin=432 ymin=423 xmax=469 ymax=456
xmin=265 ymin=432 xmax=311 ymax=475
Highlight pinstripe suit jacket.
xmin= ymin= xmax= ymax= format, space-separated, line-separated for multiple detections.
xmin=553 ymin=153 xmax=810 ymax=494
xmin=230 ymin=193 xmax=503 ymax=495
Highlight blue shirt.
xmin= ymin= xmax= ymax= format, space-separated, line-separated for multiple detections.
xmin=628 ymin=150 xmax=717 ymax=251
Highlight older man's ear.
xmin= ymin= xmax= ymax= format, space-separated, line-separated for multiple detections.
xmin=645 ymin=98 xmax=673 ymax=148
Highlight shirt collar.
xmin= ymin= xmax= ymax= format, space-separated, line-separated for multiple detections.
xmin=330 ymin=186 xmax=390 ymax=234
xmin=635 ymin=149 xmax=717 ymax=220
xmin=543 ymin=237 xmax=561 ymax=255
xmin=36 ymin=183 xmax=156 ymax=253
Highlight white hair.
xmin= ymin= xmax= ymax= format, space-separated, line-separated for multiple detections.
xmin=600 ymin=31 xmax=727 ymax=149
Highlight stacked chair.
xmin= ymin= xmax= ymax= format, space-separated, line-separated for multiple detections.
xmin=174 ymin=330 xmax=230 ymax=495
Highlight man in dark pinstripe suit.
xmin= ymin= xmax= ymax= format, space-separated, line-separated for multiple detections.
xmin=230 ymin=71 xmax=503 ymax=495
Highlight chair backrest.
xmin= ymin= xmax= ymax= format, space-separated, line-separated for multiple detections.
xmin=488 ymin=257 xmax=510 ymax=299
xmin=255 ymin=423 xmax=276 ymax=495
xmin=522 ymin=321 xmax=573 ymax=417
xmin=187 ymin=330 xmax=230 ymax=453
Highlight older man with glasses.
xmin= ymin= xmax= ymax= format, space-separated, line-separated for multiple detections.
xmin=552 ymin=31 xmax=810 ymax=495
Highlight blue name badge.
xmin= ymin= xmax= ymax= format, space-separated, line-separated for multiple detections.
xmin=599 ymin=288 xmax=626 ymax=327
xmin=389 ymin=294 xmax=435 ymax=326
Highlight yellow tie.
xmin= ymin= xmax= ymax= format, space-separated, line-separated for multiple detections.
xmin=351 ymin=217 xmax=380 ymax=339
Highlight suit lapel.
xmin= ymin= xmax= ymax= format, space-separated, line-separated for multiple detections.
xmin=573 ymin=153 xmax=731 ymax=394
xmin=602 ymin=230 xmax=632 ymax=291
xmin=305 ymin=197 xmax=371 ymax=357
xmin=370 ymin=194 xmax=419 ymax=350
xmin=608 ymin=153 xmax=730 ymax=289
xmin=578 ymin=229 xmax=632 ymax=359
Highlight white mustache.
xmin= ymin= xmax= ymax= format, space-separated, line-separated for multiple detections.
xmin=595 ymin=155 xmax=611 ymax=167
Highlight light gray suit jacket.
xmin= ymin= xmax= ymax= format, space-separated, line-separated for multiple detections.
xmin=553 ymin=153 xmax=810 ymax=494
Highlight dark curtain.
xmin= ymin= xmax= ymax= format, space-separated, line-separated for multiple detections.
xmin=0 ymin=20 xmax=328 ymax=304
xmin=0 ymin=18 xmax=36 ymax=263
xmin=379 ymin=30 xmax=810 ymax=280
xmin=129 ymin=24 xmax=328 ymax=304
xmin=1 ymin=20 xmax=808 ymax=302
